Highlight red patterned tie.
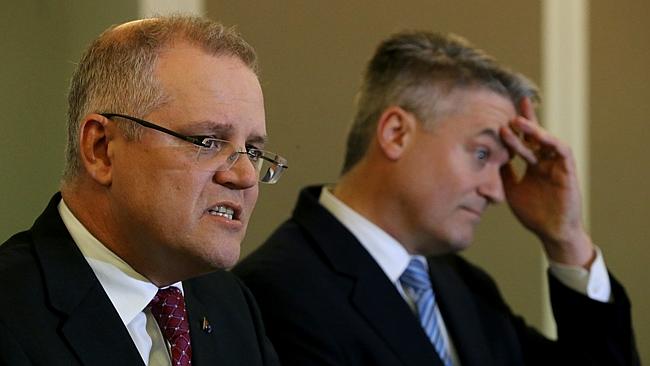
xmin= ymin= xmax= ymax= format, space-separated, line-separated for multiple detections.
xmin=150 ymin=287 xmax=193 ymax=366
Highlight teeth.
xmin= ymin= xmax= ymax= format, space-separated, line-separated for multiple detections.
xmin=208 ymin=205 xmax=235 ymax=220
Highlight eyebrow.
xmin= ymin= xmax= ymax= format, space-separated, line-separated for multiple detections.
xmin=476 ymin=128 xmax=510 ymax=156
xmin=184 ymin=120 xmax=268 ymax=145
xmin=477 ymin=129 xmax=502 ymax=145
xmin=182 ymin=120 xmax=233 ymax=135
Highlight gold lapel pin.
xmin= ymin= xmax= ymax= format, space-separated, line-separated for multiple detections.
xmin=202 ymin=316 xmax=212 ymax=333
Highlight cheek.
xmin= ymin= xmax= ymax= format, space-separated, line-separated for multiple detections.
xmin=416 ymin=185 xmax=451 ymax=220
xmin=151 ymin=171 xmax=211 ymax=211
xmin=244 ymin=185 xmax=260 ymax=208
xmin=441 ymin=153 xmax=479 ymax=194
xmin=412 ymin=169 xmax=467 ymax=219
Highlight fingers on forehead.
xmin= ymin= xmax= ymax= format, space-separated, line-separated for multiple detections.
xmin=500 ymin=126 xmax=538 ymax=164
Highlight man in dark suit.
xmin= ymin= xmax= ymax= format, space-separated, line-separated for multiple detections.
xmin=0 ymin=16 xmax=287 ymax=365
xmin=234 ymin=31 xmax=639 ymax=365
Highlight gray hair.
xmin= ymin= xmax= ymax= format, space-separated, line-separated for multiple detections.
xmin=341 ymin=31 xmax=539 ymax=174
xmin=63 ymin=15 xmax=258 ymax=182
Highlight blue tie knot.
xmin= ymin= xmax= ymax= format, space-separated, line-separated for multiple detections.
xmin=400 ymin=258 xmax=432 ymax=292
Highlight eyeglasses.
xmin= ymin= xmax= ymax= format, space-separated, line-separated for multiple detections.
xmin=100 ymin=113 xmax=288 ymax=184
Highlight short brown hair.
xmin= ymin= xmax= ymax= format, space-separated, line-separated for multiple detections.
xmin=63 ymin=15 xmax=258 ymax=181
xmin=342 ymin=31 xmax=538 ymax=174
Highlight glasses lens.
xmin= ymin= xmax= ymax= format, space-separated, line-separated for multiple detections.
xmin=195 ymin=139 xmax=238 ymax=171
xmin=258 ymin=153 xmax=288 ymax=184
xmin=194 ymin=140 xmax=287 ymax=184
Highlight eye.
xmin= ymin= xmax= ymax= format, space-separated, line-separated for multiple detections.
xmin=475 ymin=147 xmax=490 ymax=162
xmin=200 ymin=138 xmax=226 ymax=151
xmin=246 ymin=148 xmax=263 ymax=162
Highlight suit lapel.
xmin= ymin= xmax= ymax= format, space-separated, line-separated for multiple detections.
xmin=59 ymin=288 xmax=145 ymax=366
xmin=32 ymin=194 xmax=144 ymax=366
xmin=428 ymin=256 xmax=493 ymax=366
xmin=293 ymin=186 xmax=443 ymax=366
xmin=350 ymin=266 xmax=445 ymax=366
xmin=182 ymin=280 xmax=220 ymax=366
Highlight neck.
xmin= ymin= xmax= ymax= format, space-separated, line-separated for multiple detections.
xmin=334 ymin=159 xmax=411 ymax=248
xmin=61 ymin=177 xmax=116 ymax=254
xmin=61 ymin=178 xmax=190 ymax=287
xmin=334 ymin=159 xmax=444 ymax=256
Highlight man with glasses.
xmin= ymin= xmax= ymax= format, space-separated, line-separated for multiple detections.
xmin=0 ymin=16 xmax=285 ymax=365
xmin=234 ymin=31 xmax=639 ymax=365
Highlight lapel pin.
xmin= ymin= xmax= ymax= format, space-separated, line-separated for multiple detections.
xmin=202 ymin=316 xmax=212 ymax=333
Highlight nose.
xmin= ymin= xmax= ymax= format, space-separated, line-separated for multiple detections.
xmin=477 ymin=167 xmax=505 ymax=204
xmin=213 ymin=153 xmax=258 ymax=189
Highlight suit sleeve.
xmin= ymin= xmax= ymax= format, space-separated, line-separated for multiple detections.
xmin=543 ymin=272 xmax=640 ymax=365
xmin=453 ymin=256 xmax=639 ymax=366
xmin=508 ymin=272 xmax=640 ymax=366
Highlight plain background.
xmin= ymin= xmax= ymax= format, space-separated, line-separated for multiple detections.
xmin=1 ymin=1 xmax=647 ymax=362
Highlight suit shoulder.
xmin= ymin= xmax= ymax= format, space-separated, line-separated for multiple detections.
xmin=0 ymin=230 xmax=48 ymax=326
xmin=436 ymin=254 xmax=507 ymax=305
xmin=0 ymin=230 xmax=40 ymax=285
xmin=234 ymin=219 xmax=352 ymax=310
xmin=235 ymin=219 xmax=317 ymax=279
xmin=1 ymin=230 xmax=33 ymax=258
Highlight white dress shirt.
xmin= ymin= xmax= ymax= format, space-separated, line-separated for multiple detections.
xmin=58 ymin=199 xmax=181 ymax=366
xmin=319 ymin=186 xmax=611 ymax=366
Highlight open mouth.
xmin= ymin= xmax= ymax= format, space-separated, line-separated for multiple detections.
xmin=208 ymin=205 xmax=236 ymax=220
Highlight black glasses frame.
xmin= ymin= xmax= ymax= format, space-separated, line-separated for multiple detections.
xmin=100 ymin=113 xmax=213 ymax=148
xmin=100 ymin=113 xmax=288 ymax=170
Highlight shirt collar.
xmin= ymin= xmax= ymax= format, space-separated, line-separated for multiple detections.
xmin=319 ymin=186 xmax=426 ymax=283
xmin=57 ymin=199 xmax=183 ymax=326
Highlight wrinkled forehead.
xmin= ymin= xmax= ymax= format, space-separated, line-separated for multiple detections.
xmin=152 ymin=44 xmax=265 ymax=137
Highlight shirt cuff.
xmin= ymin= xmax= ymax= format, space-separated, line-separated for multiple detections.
xmin=548 ymin=246 xmax=612 ymax=303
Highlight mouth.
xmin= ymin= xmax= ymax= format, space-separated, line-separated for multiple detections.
xmin=461 ymin=206 xmax=483 ymax=219
xmin=207 ymin=204 xmax=238 ymax=221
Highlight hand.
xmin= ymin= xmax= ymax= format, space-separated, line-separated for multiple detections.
xmin=499 ymin=97 xmax=595 ymax=268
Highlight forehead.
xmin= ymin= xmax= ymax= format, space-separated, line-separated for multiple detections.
xmin=433 ymin=87 xmax=516 ymax=133
xmin=152 ymin=42 xmax=265 ymax=136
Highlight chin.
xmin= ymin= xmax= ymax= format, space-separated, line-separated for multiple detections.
xmin=449 ymin=240 xmax=473 ymax=253
xmin=437 ymin=233 xmax=475 ymax=254
xmin=413 ymin=229 xmax=473 ymax=256
xmin=207 ymin=245 xmax=241 ymax=270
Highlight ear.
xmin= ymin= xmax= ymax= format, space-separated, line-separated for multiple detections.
xmin=375 ymin=106 xmax=417 ymax=160
xmin=79 ymin=114 xmax=114 ymax=186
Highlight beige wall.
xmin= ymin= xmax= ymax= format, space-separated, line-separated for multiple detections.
xmin=591 ymin=0 xmax=649 ymax=361
xmin=0 ymin=1 xmax=137 ymax=241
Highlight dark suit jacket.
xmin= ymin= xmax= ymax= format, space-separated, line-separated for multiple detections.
xmin=0 ymin=193 xmax=280 ymax=366
xmin=234 ymin=185 xmax=639 ymax=366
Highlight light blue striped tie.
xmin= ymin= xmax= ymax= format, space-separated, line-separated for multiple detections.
xmin=400 ymin=259 xmax=452 ymax=366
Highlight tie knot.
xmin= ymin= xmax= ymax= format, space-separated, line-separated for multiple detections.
xmin=400 ymin=258 xmax=432 ymax=292
xmin=149 ymin=287 xmax=192 ymax=366
xmin=150 ymin=287 xmax=186 ymax=323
